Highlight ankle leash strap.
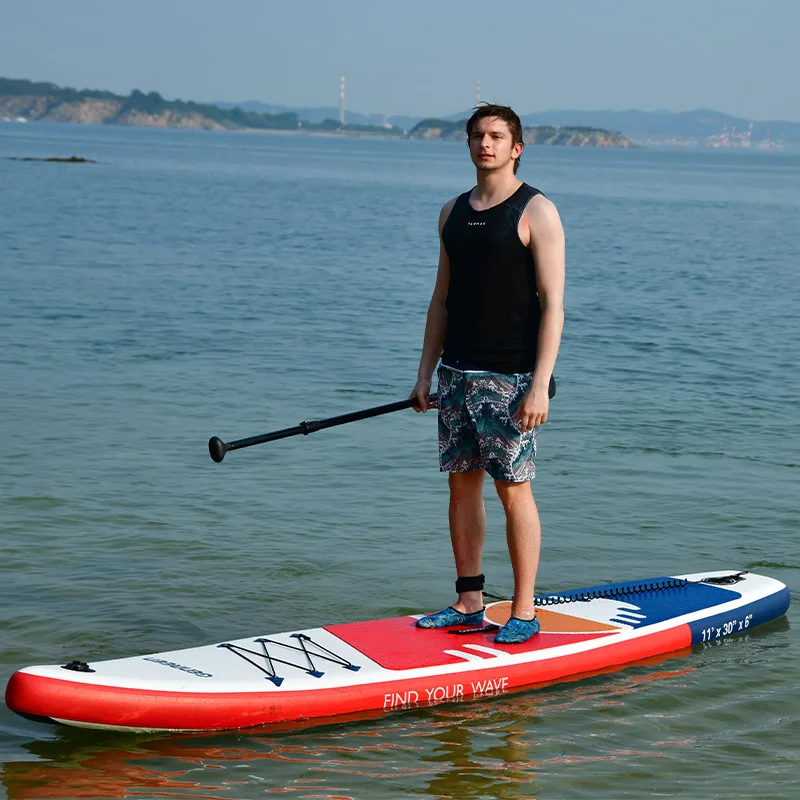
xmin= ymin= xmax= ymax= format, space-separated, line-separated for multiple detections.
xmin=455 ymin=574 xmax=485 ymax=593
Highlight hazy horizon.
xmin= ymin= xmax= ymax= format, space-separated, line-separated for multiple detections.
xmin=213 ymin=100 xmax=796 ymax=126
xmin=4 ymin=76 xmax=794 ymax=128
xmin=2 ymin=0 xmax=798 ymax=123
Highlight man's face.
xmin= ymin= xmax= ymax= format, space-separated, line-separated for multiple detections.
xmin=468 ymin=116 xmax=523 ymax=172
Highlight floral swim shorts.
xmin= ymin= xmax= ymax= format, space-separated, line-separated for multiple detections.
xmin=437 ymin=364 xmax=538 ymax=483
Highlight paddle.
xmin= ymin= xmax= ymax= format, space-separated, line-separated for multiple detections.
xmin=208 ymin=395 xmax=437 ymax=463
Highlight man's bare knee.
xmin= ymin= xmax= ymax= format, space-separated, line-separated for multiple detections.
xmin=494 ymin=479 xmax=533 ymax=512
xmin=449 ymin=470 xmax=484 ymax=501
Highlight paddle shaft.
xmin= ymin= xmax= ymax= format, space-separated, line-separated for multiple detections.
xmin=209 ymin=395 xmax=436 ymax=462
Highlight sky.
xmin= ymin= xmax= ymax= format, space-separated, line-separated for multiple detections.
xmin=2 ymin=0 xmax=799 ymax=122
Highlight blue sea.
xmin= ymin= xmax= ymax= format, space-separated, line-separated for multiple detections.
xmin=1 ymin=122 xmax=798 ymax=799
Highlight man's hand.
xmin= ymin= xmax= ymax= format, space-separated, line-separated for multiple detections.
xmin=411 ymin=379 xmax=433 ymax=412
xmin=514 ymin=386 xmax=549 ymax=431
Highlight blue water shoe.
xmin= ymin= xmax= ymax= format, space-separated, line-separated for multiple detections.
xmin=494 ymin=615 xmax=540 ymax=644
xmin=416 ymin=607 xmax=485 ymax=629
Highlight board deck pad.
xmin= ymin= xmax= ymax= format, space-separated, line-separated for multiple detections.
xmin=4 ymin=571 xmax=790 ymax=733
xmin=327 ymin=579 xmax=741 ymax=670
xmin=326 ymin=616 xmax=616 ymax=669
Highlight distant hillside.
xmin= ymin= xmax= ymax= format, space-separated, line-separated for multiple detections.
xmin=216 ymin=100 xmax=420 ymax=131
xmin=409 ymin=118 xmax=636 ymax=148
xmin=6 ymin=76 xmax=796 ymax=149
xmin=441 ymin=107 xmax=798 ymax=148
xmin=518 ymin=109 xmax=798 ymax=147
xmin=0 ymin=78 xmax=404 ymax=135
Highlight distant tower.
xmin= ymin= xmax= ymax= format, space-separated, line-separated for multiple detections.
xmin=475 ymin=80 xmax=481 ymax=106
xmin=339 ymin=72 xmax=345 ymax=125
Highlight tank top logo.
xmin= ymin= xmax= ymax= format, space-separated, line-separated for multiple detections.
xmin=467 ymin=221 xmax=486 ymax=226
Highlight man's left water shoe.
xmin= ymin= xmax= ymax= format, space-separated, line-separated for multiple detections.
xmin=494 ymin=615 xmax=540 ymax=644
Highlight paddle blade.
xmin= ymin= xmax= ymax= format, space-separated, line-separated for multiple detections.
xmin=208 ymin=436 xmax=227 ymax=463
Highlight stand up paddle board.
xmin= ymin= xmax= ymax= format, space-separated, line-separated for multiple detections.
xmin=5 ymin=570 xmax=789 ymax=732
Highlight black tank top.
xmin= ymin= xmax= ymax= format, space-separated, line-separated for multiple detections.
xmin=441 ymin=182 xmax=543 ymax=374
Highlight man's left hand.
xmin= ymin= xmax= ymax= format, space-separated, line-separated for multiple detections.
xmin=514 ymin=386 xmax=549 ymax=432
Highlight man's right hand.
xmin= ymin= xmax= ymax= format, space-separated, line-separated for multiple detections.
xmin=410 ymin=379 xmax=433 ymax=412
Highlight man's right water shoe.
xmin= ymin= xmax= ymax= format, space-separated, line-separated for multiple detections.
xmin=416 ymin=607 xmax=485 ymax=629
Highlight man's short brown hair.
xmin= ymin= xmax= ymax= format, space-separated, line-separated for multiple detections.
xmin=466 ymin=103 xmax=524 ymax=173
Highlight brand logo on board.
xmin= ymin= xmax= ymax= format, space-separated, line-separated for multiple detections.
xmin=143 ymin=656 xmax=213 ymax=678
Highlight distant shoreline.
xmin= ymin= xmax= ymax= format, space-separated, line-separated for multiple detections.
xmin=0 ymin=77 xmax=633 ymax=148
xmin=0 ymin=115 xmax=637 ymax=148
xmin=2 ymin=75 xmax=795 ymax=151
xmin=4 ymin=118 xmax=796 ymax=156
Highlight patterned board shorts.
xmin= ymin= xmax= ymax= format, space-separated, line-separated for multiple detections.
xmin=437 ymin=364 xmax=538 ymax=483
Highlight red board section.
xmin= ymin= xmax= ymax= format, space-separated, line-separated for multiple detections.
xmin=5 ymin=626 xmax=692 ymax=731
xmin=324 ymin=616 xmax=612 ymax=669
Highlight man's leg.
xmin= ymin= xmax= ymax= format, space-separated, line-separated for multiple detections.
xmin=416 ymin=469 xmax=486 ymax=628
xmin=449 ymin=470 xmax=486 ymax=614
xmin=494 ymin=479 xmax=540 ymax=620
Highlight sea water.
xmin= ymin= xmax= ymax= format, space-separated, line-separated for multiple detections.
xmin=0 ymin=122 xmax=798 ymax=799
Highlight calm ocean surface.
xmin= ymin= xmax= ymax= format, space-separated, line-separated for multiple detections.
xmin=0 ymin=122 xmax=798 ymax=799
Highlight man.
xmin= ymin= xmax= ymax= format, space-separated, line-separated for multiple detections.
xmin=411 ymin=103 xmax=565 ymax=644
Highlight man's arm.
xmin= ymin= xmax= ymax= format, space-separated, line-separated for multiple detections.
xmin=411 ymin=199 xmax=456 ymax=412
xmin=516 ymin=196 xmax=566 ymax=431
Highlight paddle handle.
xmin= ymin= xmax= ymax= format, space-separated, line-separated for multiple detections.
xmin=209 ymin=395 xmax=437 ymax=463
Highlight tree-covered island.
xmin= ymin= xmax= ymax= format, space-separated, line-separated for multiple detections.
xmin=0 ymin=78 xmax=404 ymax=136
xmin=409 ymin=117 xmax=636 ymax=147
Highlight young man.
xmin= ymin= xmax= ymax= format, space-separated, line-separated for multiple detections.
xmin=411 ymin=104 xmax=565 ymax=644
